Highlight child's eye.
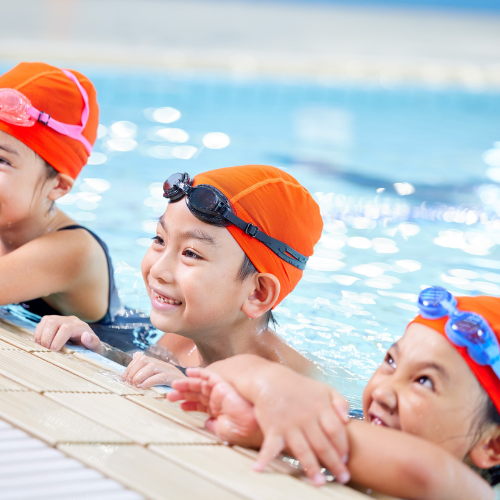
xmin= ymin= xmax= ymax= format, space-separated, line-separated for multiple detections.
xmin=385 ymin=352 xmax=396 ymax=368
xmin=0 ymin=157 xmax=11 ymax=166
xmin=183 ymin=248 xmax=202 ymax=260
xmin=152 ymin=235 xmax=164 ymax=246
xmin=416 ymin=376 xmax=434 ymax=390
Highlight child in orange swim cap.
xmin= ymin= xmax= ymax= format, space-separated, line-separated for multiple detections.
xmin=169 ymin=288 xmax=500 ymax=499
xmin=0 ymin=62 xmax=120 ymax=323
xmin=35 ymin=165 xmax=324 ymax=381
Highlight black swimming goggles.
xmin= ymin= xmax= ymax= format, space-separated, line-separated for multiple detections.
xmin=163 ymin=172 xmax=308 ymax=270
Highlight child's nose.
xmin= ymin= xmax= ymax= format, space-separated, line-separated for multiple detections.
xmin=150 ymin=250 xmax=175 ymax=283
xmin=372 ymin=381 xmax=398 ymax=415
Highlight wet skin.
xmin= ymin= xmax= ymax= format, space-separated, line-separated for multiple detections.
xmin=363 ymin=323 xmax=487 ymax=459
xmin=0 ymin=130 xmax=109 ymax=321
xmin=141 ymin=199 xmax=252 ymax=343
xmin=140 ymin=199 xmax=314 ymax=372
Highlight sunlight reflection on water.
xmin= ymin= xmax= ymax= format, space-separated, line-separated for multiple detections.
xmin=46 ymin=69 xmax=500 ymax=408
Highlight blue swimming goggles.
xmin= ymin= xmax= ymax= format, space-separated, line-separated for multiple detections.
xmin=418 ymin=286 xmax=500 ymax=378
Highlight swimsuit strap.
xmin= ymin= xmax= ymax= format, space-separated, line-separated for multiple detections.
xmin=56 ymin=225 xmax=121 ymax=323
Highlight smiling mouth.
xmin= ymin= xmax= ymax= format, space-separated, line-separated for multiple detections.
xmin=154 ymin=291 xmax=182 ymax=305
xmin=369 ymin=414 xmax=388 ymax=427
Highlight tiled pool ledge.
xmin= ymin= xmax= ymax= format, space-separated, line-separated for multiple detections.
xmin=0 ymin=318 xmax=398 ymax=500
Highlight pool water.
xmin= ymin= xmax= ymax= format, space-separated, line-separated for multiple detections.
xmin=16 ymin=66 xmax=500 ymax=409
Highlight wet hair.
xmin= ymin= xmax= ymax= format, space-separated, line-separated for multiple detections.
xmin=34 ymin=156 xmax=59 ymax=212
xmin=44 ymin=161 xmax=58 ymax=179
xmin=474 ymin=396 xmax=500 ymax=485
xmin=236 ymin=254 xmax=277 ymax=329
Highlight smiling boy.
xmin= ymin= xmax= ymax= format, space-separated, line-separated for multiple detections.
xmin=35 ymin=165 xmax=325 ymax=380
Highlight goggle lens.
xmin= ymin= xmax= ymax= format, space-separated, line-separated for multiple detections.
xmin=0 ymin=89 xmax=34 ymax=127
xmin=189 ymin=186 xmax=221 ymax=212
xmin=418 ymin=286 xmax=455 ymax=319
xmin=451 ymin=318 xmax=486 ymax=345
xmin=418 ymin=286 xmax=500 ymax=371
xmin=163 ymin=173 xmax=189 ymax=202
xmin=188 ymin=185 xmax=231 ymax=227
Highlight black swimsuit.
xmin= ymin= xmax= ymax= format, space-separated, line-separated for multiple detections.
xmin=19 ymin=225 xmax=121 ymax=324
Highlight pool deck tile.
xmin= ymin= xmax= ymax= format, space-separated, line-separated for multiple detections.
xmin=0 ymin=392 xmax=130 ymax=445
xmin=125 ymin=394 xmax=214 ymax=436
xmin=0 ymin=374 xmax=29 ymax=391
xmin=46 ymin=392 xmax=217 ymax=445
xmin=58 ymin=444 xmax=242 ymax=500
xmin=34 ymin=352 xmax=146 ymax=396
xmin=0 ymin=350 xmax=110 ymax=393
xmin=0 ymin=321 xmax=389 ymax=499
xmin=150 ymin=444 xmax=369 ymax=500
xmin=0 ymin=328 xmax=50 ymax=352
xmin=0 ymin=339 xmax=20 ymax=350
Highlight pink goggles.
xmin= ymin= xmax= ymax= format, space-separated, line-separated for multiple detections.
xmin=0 ymin=69 xmax=92 ymax=154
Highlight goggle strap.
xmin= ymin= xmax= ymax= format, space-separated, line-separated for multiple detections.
xmin=25 ymin=69 xmax=93 ymax=155
xmin=222 ymin=209 xmax=308 ymax=271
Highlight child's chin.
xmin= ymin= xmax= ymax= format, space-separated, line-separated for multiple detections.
xmin=150 ymin=309 xmax=177 ymax=332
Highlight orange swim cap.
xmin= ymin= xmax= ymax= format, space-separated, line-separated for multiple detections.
xmin=193 ymin=165 xmax=323 ymax=307
xmin=0 ymin=62 xmax=98 ymax=179
xmin=412 ymin=295 xmax=500 ymax=413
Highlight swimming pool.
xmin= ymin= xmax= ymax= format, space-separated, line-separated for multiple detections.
xmin=16 ymin=66 xmax=500 ymax=408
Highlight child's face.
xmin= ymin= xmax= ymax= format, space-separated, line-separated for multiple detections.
xmin=0 ymin=130 xmax=55 ymax=229
xmin=141 ymin=199 xmax=252 ymax=341
xmin=363 ymin=323 xmax=487 ymax=460
xmin=0 ymin=130 xmax=49 ymax=228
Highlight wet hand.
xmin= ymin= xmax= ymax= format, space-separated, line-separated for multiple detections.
xmin=170 ymin=369 xmax=263 ymax=448
xmin=205 ymin=358 xmax=351 ymax=487
xmin=249 ymin=367 xmax=350 ymax=486
xmin=121 ymin=353 xmax=185 ymax=388
xmin=34 ymin=315 xmax=103 ymax=353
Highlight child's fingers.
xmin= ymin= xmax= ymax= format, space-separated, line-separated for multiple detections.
xmin=121 ymin=352 xmax=141 ymax=380
xmin=319 ymin=410 xmax=349 ymax=465
xmin=330 ymin=391 xmax=350 ymax=424
xmin=137 ymin=368 xmax=185 ymax=388
xmin=130 ymin=362 xmax=159 ymax=386
xmin=34 ymin=317 xmax=46 ymax=343
xmin=185 ymin=367 xmax=203 ymax=378
xmin=252 ymin=432 xmax=285 ymax=473
xmin=284 ymin=430 xmax=326 ymax=486
xmin=49 ymin=326 xmax=71 ymax=351
xmin=305 ymin=422 xmax=350 ymax=485
xmin=51 ymin=323 xmax=86 ymax=351
xmin=171 ymin=378 xmax=190 ymax=391
xmin=180 ymin=390 xmax=210 ymax=406
xmin=123 ymin=354 xmax=149 ymax=382
xmin=38 ymin=318 xmax=60 ymax=348
xmin=172 ymin=377 xmax=203 ymax=393
xmin=208 ymin=381 xmax=234 ymax=417
xmin=180 ymin=400 xmax=208 ymax=413
xmin=80 ymin=331 xmax=103 ymax=354
xmin=204 ymin=417 xmax=217 ymax=432
xmin=201 ymin=380 xmax=213 ymax=397
xmin=167 ymin=389 xmax=185 ymax=402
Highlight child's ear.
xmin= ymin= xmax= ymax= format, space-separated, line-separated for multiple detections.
xmin=469 ymin=426 xmax=500 ymax=469
xmin=47 ymin=173 xmax=74 ymax=201
xmin=241 ymin=273 xmax=280 ymax=320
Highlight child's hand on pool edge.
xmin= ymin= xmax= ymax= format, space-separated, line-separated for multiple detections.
xmin=169 ymin=367 xmax=226 ymax=411
xmin=170 ymin=370 xmax=264 ymax=448
xmin=121 ymin=352 xmax=185 ymax=388
xmin=34 ymin=315 xmax=103 ymax=353
xmin=170 ymin=360 xmax=351 ymax=487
